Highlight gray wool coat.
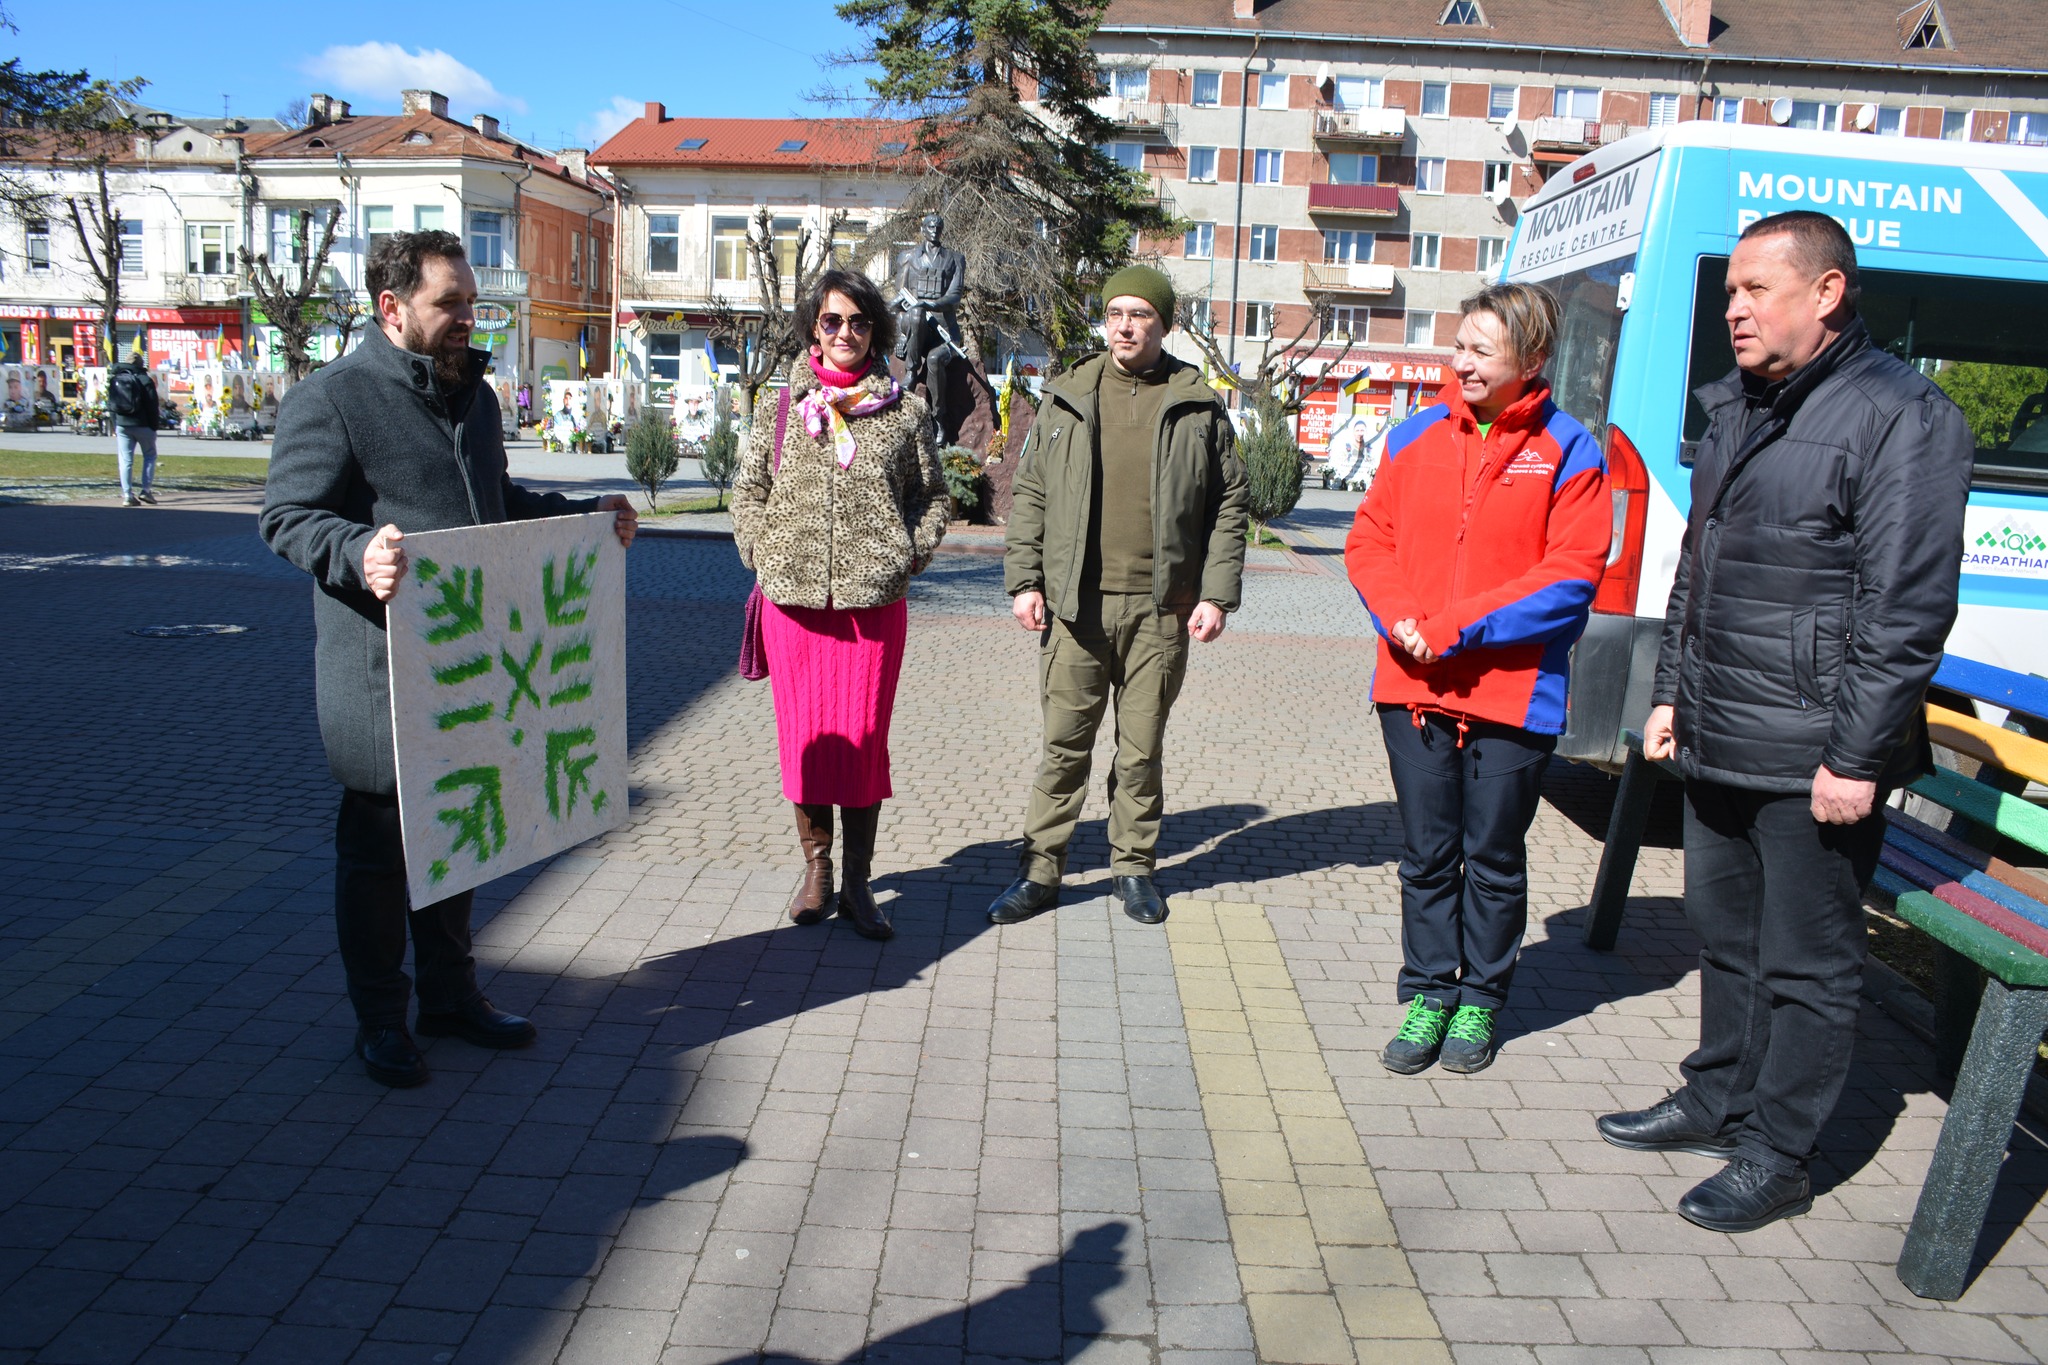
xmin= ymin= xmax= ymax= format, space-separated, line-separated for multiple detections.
xmin=260 ymin=326 xmax=596 ymax=794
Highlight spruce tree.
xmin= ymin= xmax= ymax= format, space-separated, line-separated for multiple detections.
xmin=834 ymin=0 xmax=1178 ymax=366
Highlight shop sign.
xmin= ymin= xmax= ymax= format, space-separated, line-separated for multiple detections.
xmin=474 ymin=302 xmax=513 ymax=333
xmin=628 ymin=310 xmax=694 ymax=335
xmin=0 ymin=303 xmax=241 ymax=324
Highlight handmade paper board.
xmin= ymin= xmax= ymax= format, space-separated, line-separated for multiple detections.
xmin=387 ymin=511 xmax=628 ymax=907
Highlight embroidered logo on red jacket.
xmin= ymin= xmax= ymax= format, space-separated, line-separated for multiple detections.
xmin=1504 ymin=449 xmax=1556 ymax=479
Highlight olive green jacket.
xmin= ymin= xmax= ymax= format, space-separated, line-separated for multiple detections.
xmin=1004 ymin=351 xmax=1248 ymax=619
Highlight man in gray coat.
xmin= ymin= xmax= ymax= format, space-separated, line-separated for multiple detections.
xmin=262 ymin=230 xmax=637 ymax=1086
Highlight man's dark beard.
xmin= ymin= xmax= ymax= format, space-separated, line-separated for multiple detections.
xmin=401 ymin=319 xmax=471 ymax=392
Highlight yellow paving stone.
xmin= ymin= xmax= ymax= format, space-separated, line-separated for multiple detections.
xmin=1241 ymin=1266 xmax=1339 ymax=1295
xmin=1348 ymin=1338 xmax=1453 ymax=1365
xmin=1221 ymin=1178 xmax=1309 ymax=1216
xmin=1191 ymin=1053 xmax=1269 ymax=1096
xmin=1239 ymin=987 xmax=1304 ymax=1013
xmin=1232 ymin=964 xmax=1297 ymax=991
xmin=1202 ymin=1092 xmax=1281 ymax=1132
xmin=1280 ymin=1115 xmax=1371 ymax=1159
xmin=1261 ymin=1050 xmax=1343 ymax=1092
xmin=1244 ymin=1293 xmax=1357 ymax=1365
xmin=1250 ymin=1021 xmax=1323 ymax=1052
xmin=1272 ymin=1089 xmax=1351 ymax=1119
xmin=1175 ymin=978 xmax=1242 ymax=1010
xmin=1211 ymin=1130 xmax=1297 ymax=1182
xmin=1187 ymin=1028 xmax=1257 ymax=1058
xmin=1229 ymin=1214 xmax=1326 ymax=1267
xmin=1171 ymin=945 xmax=1231 ymax=970
xmin=1183 ymin=1008 xmax=1252 ymax=1034
xmin=1335 ymin=1285 xmax=1441 ymax=1340
xmin=1303 ymin=1186 xmax=1399 ymax=1246
xmin=1323 ymin=1246 xmax=1418 ymax=1287
xmin=1294 ymin=1162 xmax=1379 ymax=1190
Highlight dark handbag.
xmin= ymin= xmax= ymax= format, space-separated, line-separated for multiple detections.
xmin=737 ymin=388 xmax=792 ymax=681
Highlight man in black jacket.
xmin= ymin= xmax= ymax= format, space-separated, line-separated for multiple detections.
xmin=262 ymin=231 xmax=637 ymax=1087
xmin=1596 ymin=211 xmax=1972 ymax=1232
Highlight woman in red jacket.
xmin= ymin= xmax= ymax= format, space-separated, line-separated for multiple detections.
xmin=1345 ymin=283 xmax=1610 ymax=1075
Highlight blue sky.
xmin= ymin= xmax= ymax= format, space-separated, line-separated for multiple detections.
xmin=8 ymin=0 xmax=880 ymax=150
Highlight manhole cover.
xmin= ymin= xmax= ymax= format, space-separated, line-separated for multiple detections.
xmin=131 ymin=624 xmax=252 ymax=638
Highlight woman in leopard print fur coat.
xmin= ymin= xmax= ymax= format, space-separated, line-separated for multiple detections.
xmin=731 ymin=268 xmax=948 ymax=942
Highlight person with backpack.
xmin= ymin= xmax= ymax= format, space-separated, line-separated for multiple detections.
xmin=108 ymin=359 xmax=161 ymax=506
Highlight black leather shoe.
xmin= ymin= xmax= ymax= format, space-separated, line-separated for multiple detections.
xmin=416 ymin=998 xmax=538 ymax=1049
xmin=1677 ymin=1157 xmax=1812 ymax=1233
xmin=1597 ymin=1095 xmax=1738 ymax=1159
xmin=357 ymin=1025 xmax=428 ymax=1088
xmin=987 ymin=877 xmax=1060 ymax=925
xmin=1113 ymin=874 xmax=1167 ymax=924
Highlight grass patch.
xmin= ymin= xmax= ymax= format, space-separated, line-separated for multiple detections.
xmin=1245 ymin=525 xmax=1287 ymax=550
xmin=643 ymin=495 xmax=728 ymax=517
xmin=0 ymin=449 xmax=271 ymax=491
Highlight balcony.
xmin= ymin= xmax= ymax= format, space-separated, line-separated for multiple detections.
xmin=163 ymin=273 xmax=243 ymax=305
xmin=1100 ymin=98 xmax=1176 ymax=140
xmin=475 ymin=266 xmax=530 ymax=298
xmin=1314 ymin=107 xmax=1409 ymax=146
xmin=1597 ymin=121 xmax=1642 ymax=145
xmin=1530 ymin=116 xmax=1598 ymax=151
xmin=1307 ymin=183 xmax=1403 ymax=218
xmin=1302 ymin=260 xmax=1396 ymax=296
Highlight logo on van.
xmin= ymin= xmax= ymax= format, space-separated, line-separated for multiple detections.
xmin=1962 ymin=514 xmax=2048 ymax=579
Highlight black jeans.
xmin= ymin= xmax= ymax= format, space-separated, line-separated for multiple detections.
xmin=1675 ymin=779 xmax=1886 ymax=1175
xmin=1380 ymin=706 xmax=1554 ymax=1010
xmin=335 ymin=788 xmax=481 ymax=1028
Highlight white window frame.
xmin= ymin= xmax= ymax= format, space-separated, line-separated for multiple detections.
xmin=1715 ymin=97 xmax=1744 ymax=124
xmin=470 ymin=211 xmax=504 ymax=269
xmin=26 ymin=218 xmax=49 ymax=271
xmin=570 ymin=229 xmax=582 ymax=286
xmin=1330 ymin=303 xmax=1368 ymax=338
xmin=1405 ymin=309 xmax=1436 ymax=346
xmin=1476 ymin=236 xmax=1507 ymax=273
xmin=1553 ymin=87 xmax=1599 ymax=121
xmin=1188 ymin=146 xmax=1219 ymax=182
xmin=268 ymin=208 xmax=305 ymax=265
xmin=1247 ymin=224 xmax=1280 ymax=262
xmin=1323 ymin=229 xmax=1372 ymax=264
xmin=1333 ymin=76 xmax=1382 ymax=111
xmin=1649 ymin=92 xmax=1680 ymax=128
xmin=1421 ymin=82 xmax=1450 ymax=118
xmin=118 ymin=219 xmax=144 ymax=276
xmin=1875 ymin=106 xmax=1905 ymax=137
xmin=647 ymin=212 xmax=682 ymax=274
xmin=1252 ymin=148 xmax=1284 ymax=185
xmin=1327 ymin=152 xmax=1376 ymax=185
xmin=1416 ymin=158 xmax=1446 ymax=195
xmin=185 ymin=222 xmax=236 ymax=276
xmin=1243 ymin=301 xmax=1274 ymax=340
xmin=647 ymin=333 xmax=683 ymax=383
xmin=1483 ymin=161 xmax=1513 ymax=195
xmin=1108 ymin=141 xmax=1145 ymax=173
xmin=1191 ymin=71 xmax=1222 ymax=107
xmin=413 ymin=204 xmax=446 ymax=232
xmin=1410 ymin=233 xmax=1442 ymax=271
xmin=1184 ymin=222 xmax=1215 ymax=259
xmin=1789 ymin=100 xmax=1839 ymax=132
xmin=1942 ymin=110 xmax=1968 ymax=141
xmin=710 ymin=216 xmax=749 ymax=282
xmin=2013 ymin=112 xmax=2048 ymax=146
xmin=1109 ymin=67 xmax=1149 ymax=101
xmin=1258 ymin=73 xmax=1289 ymax=110
xmin=1488 ymin=84 xmax=1516 ymax=120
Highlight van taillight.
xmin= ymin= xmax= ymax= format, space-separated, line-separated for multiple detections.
xmin=1592 ymin=423 xmax=1648 ymax=616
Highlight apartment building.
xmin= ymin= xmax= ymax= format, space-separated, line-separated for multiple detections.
xmin=1076 ymin=0 xmax=2048 ymax=451
xmin=591 ymin=109 xmax=915 ymax=409
xmin=245 ymin=91 xmax=613 ymax=383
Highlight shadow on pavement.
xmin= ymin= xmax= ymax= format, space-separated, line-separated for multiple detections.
xmin=1158 ymin=801 xmax=1403 ymax=897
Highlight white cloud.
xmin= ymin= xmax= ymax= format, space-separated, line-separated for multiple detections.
xmin=579 ymin=97 xmax=643 ymax=148
xmin=302 ymin=42 xmax=527 ymax=115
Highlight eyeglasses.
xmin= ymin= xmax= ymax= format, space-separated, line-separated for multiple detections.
xmin=819 ymin=313 xmax=872 ymax=336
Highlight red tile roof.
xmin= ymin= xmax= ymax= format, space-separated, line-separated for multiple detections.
xmin=243 ymin=111 xmax=596 ymax=192
xmin=590 ymin=113 xmax=923 ymax=170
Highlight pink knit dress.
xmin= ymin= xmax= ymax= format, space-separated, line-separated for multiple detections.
xmin=762 ymin=596 xmax=907 ymax=806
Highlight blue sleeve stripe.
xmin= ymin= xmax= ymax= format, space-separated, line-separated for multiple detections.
xmin=1523 ymin=637 xmax=1577 ymax=732
xmin=1540 ymin=406 xmax=1606 ymax=486
xmin=1358 ymin=587 xmax=1397 ymax=642
xmin=1455 ymin=577 xmax=1598 ymax=651
xmin=1382 ymin=405 xmax=1448 ymax=464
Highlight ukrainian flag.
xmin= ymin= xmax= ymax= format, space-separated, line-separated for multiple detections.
xmin=578 ymin=327 xmax=589 ymax=377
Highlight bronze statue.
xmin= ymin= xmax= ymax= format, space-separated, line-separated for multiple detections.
xmin=893 ymin=212 xmax=967 ymax=441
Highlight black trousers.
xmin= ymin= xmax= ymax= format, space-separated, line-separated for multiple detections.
xmin=1675 ymin=779 xmax=1886 ymax=1175
xmin=335 ymin=788 xmax=481 ymax=1028
xmin=1380 ymin=706 xmax=1554 ymax=1010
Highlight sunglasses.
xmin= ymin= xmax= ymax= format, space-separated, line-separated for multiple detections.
xmin=819 ymin=313 xmax=872 ymax=336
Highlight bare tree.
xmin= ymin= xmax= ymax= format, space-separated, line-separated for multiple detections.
xmin=1175 ymin=297 xmax=1360 ymax=416
xmin=704 ymin=205 xmax=846 ymax=415
xmin=61 ymin=155 xmax=126 ymax=362
xmin=238 ymin=206 xmax=343 ymax=381
xmin=275 ymin=97 xmax=308 ymax=130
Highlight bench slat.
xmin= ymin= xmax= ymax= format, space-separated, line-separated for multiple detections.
xmin=1884 ymin=829 xmax=2048 ymax=931
xmin=1934 ymin=655 xmax=2048 ymax=725
xmin=1888 ymin=808 xmax=2048 ymax=904
xmin=1908 ymin=767 xmax=2048 ymax=858
xmin=1893 ymin=889 xmax=2048 ymax=987
xmin=1927 ymin=704 xmax=2048 ymax=787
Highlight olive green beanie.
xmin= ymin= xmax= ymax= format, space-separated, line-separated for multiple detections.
xmin=1101 ymin=264 xmax=1176 ymax=326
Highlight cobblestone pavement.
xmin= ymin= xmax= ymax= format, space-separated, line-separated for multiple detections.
xmin=3 ymin=497 xmax=2046 ymax=1365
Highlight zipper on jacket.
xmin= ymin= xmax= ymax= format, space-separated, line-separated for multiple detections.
xmin=451 ymin=413 xmax=482 ymax=525
xmin=1448 ymin=421 xmax=1513 ymax=606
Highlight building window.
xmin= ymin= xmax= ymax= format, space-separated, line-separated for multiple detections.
xmin=1258 ymin=73 xmax=1289 ymax=109
xmin=831 ymin=221 xmax=868 ymax=272
xmin=1109 ymin=67 xmax=1149 ymax=100
xmin=570 ymin=230 xmax=581 ymax=285
xmin=186 ymin=223 xmax=235 ymax=275
xmin=1243 ymin=301 xmax=1273 ymax=339
xmin=1324 ymin=229 xmax=1372 ymax=263
xmin=1247 ymin=224 xmax=1279 ymax=262
xmin=771 ymin=217 xmax=803 ymax=282
xmin=1649 ymin=93 xmax=1680 ymax=127
xmin=1488 ymin=84 xmax=1516 ymax=120
xmin=1411 ymin=233 xmax=1441 ymax=270
xmin=648 ymin=213 xmax=681 ymax=273
xmin=470 ymin=211 xmax=504 ymax=268
xmin=1875 ymin=106 xmax=1905 ymax=136
xmin=1333 ymin=76 xmax=1381 ymax=110
xmin=268 ymin=209 xmax=305 ymax=265
xmin=1483 ymin=161 xmax=1513 ymax=195
xmin=26 ymin=218 xmax=49 ymax=270
xmin=1715 ymin=97 xmax=1744 ymax=123
xmin=591 ymin=234 xmax=603 ymax=284
xmin=1191 ymin=71 xmax=1221 ymax=107
xmin=362 ymin=205 xmax=394 ymax=258
xmin=1330 ymin=304 xmax=1367 ymax=338
xmin=1553 ymin=87 xmax=1599 ymax=121
xmin=1476 ymin=236 xmax=1507 ymax=273
xmin=1942 ymin=110 xmax=1968 ymax=140
xmin=1184 ymin=222 xmax=1215 ymax=259
xmin=648 ymin=333 xmax=682 ymax=383
xmin=118 ymin=219 xmax=144 ymax=275
xmin=712 ymin=217 xmax=749 ymax=282
xmin=1421 ymin=83 xmax=1450 ymax=118
xmin=1327 ymin=152 xmax=1375 ymax=184
xmin=1441 ymin=0 xmax=1485 ymax=23
xmin=2013 ymin=112 xmax=2048 ymax=146
xmin=1108 ymin=141 xmax=1144 ymax=172
xmin=1789 ymin=100 xmax=1839 ymax=132
xmin=414 ymin=204 xmax=445 ymax=232
xmin=1406 ymin=310 xmax=1436 ymax=345
xmin=1252 ymin=148 xmax=1283 ymax=184
xmin=1188 ymin=146 xmax=1219 ymax=182
xmin=1415 ymin=158 xmax=1446 ymax=194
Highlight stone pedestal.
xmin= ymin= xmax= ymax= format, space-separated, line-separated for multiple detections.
xmin=893 ymin=358 xmax=1037 ymax=525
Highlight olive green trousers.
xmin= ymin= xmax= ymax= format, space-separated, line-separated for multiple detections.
xmin=1020 ymin=591 xmax=1190 ymax=882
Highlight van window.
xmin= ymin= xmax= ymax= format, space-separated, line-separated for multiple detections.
xmin=1682 ymin=254 xmax=2048 ymax=492
xmin=1546 ymin=254 xmax=1634 ymax=445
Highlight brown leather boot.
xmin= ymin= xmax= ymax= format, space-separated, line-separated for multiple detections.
xmin=788 ymin=803 xmax=834 ymax=925
xmin=836 ymin=803 xmax=892 ymax=940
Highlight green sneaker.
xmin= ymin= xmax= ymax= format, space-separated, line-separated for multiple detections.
xmin=1439 ymin=1006 xmax=1498 ymax=1073
xmin=1382 ymin=997 xmax=1451 ymax=1074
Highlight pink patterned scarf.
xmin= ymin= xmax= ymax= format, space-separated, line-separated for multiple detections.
xmin=799 ymin=354 xmax=902 ymax=469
